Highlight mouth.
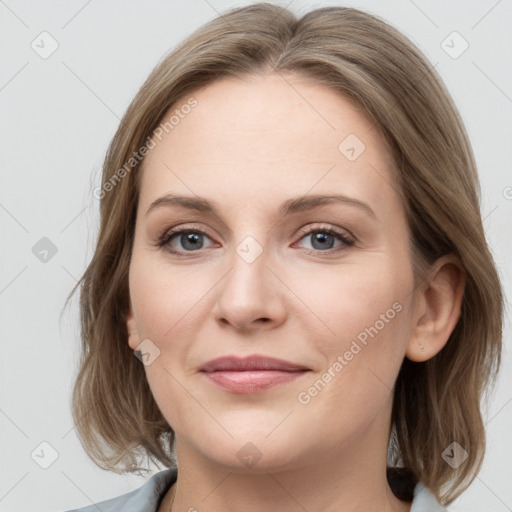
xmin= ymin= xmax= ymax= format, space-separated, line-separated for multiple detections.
xmin=199 ymin=355 xmax=310 ymax=394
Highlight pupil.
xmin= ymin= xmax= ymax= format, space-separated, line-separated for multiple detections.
xmin=312 ymin=232 xmax=334 ymax=250
xmin=182 ymin=233 xmax=202 ymax=250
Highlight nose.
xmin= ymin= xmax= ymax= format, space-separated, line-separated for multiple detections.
xmin=212 ymin=237 xmax=287 ymax=333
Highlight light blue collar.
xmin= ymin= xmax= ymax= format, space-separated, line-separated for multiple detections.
xmin=64 ymin=467 xmax=448 ymax=512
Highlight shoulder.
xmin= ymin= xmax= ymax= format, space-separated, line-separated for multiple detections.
xmin=62 ymin=468 xmax=445 ymax=512
xmin=62 ymin=467 xmax=177 ymax=512
xmin=410 ymin=482 xmax=448 ymax=512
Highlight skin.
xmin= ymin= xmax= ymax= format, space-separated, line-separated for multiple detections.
xmin=126 ymin=72 xmax=465 ymax=512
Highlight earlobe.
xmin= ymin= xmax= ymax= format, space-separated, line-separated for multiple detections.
xmin=406 ymin=255 xmax=466 ymax=362
xmin=126 ymin=307 xmax=141 ymax=351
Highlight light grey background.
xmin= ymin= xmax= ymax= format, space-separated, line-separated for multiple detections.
xmin=1 ymin=1 xmax=511 ymax=511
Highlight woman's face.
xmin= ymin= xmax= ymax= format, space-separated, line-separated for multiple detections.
xmin=127 ymin=72 xmax=419 ymax=472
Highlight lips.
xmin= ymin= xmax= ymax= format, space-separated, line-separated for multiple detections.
xmin=199 ymin=355 xmax=310 ymax=394
xmin=199 ymin=355 xmax=309 ymax=372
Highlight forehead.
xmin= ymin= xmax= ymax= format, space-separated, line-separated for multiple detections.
xmin=138 ymin=73 xmax=399 ymax=218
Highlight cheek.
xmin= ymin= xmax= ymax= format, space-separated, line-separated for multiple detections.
xmin=129 ymin=252 xmax=211 ymax=338
xmin=296 ymin=259 xmax=410 ymax=342
xmin=294 ymin=259 xmax=413 ymax=398
xmin=128 ymin=253 xmax=205 ymax=425
xmin=291 ymin=285 xmax=411 ymax=448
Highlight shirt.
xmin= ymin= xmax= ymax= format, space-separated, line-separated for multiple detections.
xmin=63 ymin=466 xmax=448 ymax=511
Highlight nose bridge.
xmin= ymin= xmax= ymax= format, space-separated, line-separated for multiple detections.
xmin=236 ymin=233 xmax=266 ymax=266
xmin=226 ymin=232 xmax=271 ymax=298
xmin=214 ymin=230 xmax=283 ymax=329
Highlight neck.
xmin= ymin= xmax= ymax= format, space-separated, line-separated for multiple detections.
xmin=164 ymin=403 xmax=411 ymax=512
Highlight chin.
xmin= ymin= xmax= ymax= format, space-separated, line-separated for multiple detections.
xmin=210 ymin=440 xmax=306 ymax=474
xmin=179 ymin=422 xmax=306 ymax=473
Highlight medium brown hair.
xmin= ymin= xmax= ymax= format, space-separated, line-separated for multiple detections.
xmin=65 ymin=2 xmax=503 ymax=505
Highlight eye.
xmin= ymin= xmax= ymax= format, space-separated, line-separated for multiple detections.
xmin=155 ymin=223 xmax=355 ymax=257
xmin=294 ymin=224 xmax=355 ymax=254
xmin=157 ymin=227 xmax=215 ymax=256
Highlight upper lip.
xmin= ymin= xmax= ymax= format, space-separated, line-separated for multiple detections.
xmin=199 ymin=355 xmax=309 ymax=372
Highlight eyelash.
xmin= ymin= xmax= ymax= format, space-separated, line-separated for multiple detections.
xmin=155 ymin=223 xmax=355 ymax=258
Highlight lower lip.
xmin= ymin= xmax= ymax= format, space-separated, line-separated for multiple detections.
xmin=202 ymin=370 xmax=308 ymax=394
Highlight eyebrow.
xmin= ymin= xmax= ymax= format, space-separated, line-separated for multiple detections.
xmin=145 ymin=193 xmax=376 ymax=219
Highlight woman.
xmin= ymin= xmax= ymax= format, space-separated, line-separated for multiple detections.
xmin=64 ymin=3 xmax=503 ymax=511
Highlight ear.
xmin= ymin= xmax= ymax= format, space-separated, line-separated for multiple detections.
xmin=126 ymin=305 xmax=141 ymax=351
xmin=406 ymin=254 xmax=466 ymax=362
